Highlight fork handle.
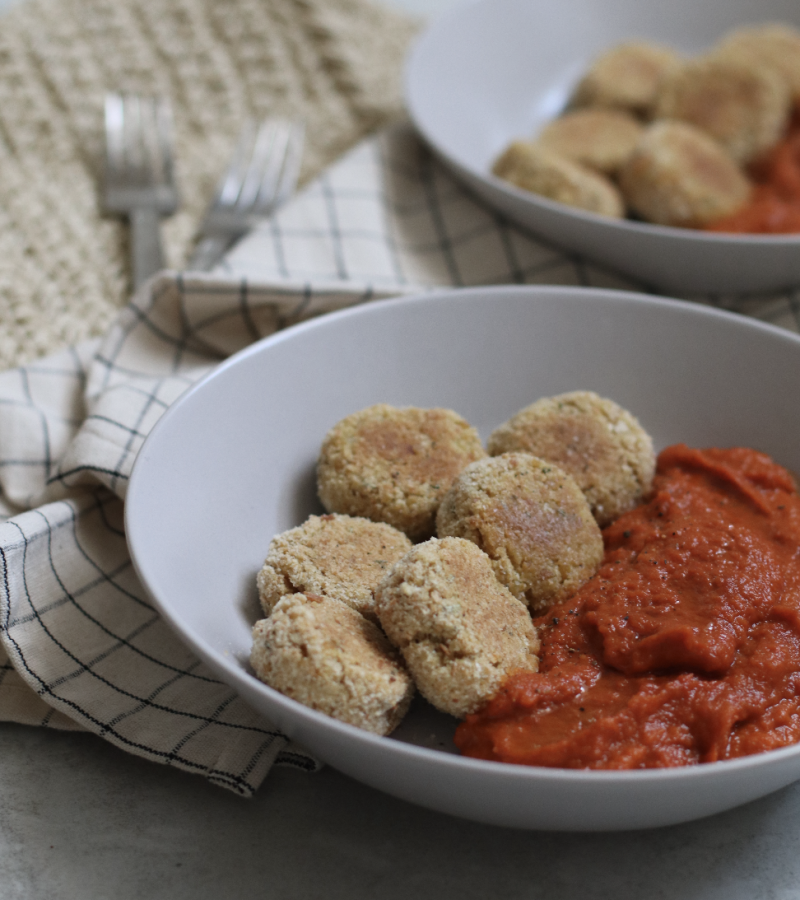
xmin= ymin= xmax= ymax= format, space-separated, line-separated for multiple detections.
xmin=187 ymin=234 xmax=241 ymax=272
xmin=131 ymin=207 xmax=166 ymax=291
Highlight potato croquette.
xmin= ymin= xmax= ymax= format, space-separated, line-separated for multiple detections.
xmin=256 ymin=514 xmax=412 ymax=620
xmin=716 ymin=24 xmax=800 ymax=104
xmin=436 ymin=453 xmax=603 ymax=612
xmin=618 ymin=120 xmax=752 ymax=227
xmin=375 ymin=537 xmax=540 ymax=718
xmin=250 ymin=593 xmax=414 ymax=736
xmin=492 ymin=141 xmax=625 ymax=218
xmin=654 ymin=57 xmax=791 ymax=165
xmin=537 ymin=108 xmax=645 ymax=175
xmin=571 ymin=41 xmax=683 ymax=117
xmin=317 ymin=404 xmax=486 ymax=541
xmin=486 ymin=391 xmax=656 ymax=527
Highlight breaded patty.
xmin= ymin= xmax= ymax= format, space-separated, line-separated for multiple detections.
xmin=317 ymin=404 xmax=486 ymax=541
xmin=492 ymin=141 xmax=625 ymax=218
xmin=537 ymin=108 xmax=645 ymax=174
xmin=375 ymin=537 xmax=540 ymax=718
xmin=571 ymin=41 xmax=683 ymax=117
xmin=487 ymin=391 xmax=655 ymax=527
xmin=654 ymin=57 xmax=791 ymax=164
xmin=618 ymin=120 xmax=751 ymax=227
xmin=256 ymin=513 xmax=412 ymax=620
xmin=250 ymin=592 xmax=414 ymax=736
xmin=436 ymin=453 xmax=603 ymax=612
xmin=715 ymin=24 xmax=800 ymax=104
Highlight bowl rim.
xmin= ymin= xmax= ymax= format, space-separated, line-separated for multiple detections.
xmin=403 ymin=0 xmax=800 ymax=248
xmin=126 ymin=283 xmax=800 ymax=789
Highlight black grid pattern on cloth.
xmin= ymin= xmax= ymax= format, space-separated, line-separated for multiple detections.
xmin=224 ymin=124 xmax=800 ymax=332
xmin=0 ymin=276 xmax=389 ymax=793
xmin=0 ymin=489 xmax=319 ymax=794
xmin=46 ymin=277 xmax=390 ymax=501
xmin=0 ymin=340 xmax=98 ymax=515
xmin=0 ymin=123 xmax=798 ymax=796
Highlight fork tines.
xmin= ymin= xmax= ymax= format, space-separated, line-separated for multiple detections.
xmin=103 ymin=93 xmax=178 ymax=215
xmin=103 ymin=92 xmax=179 ymax=291
xmin=188 ymin=117 xmax=304 ymax=271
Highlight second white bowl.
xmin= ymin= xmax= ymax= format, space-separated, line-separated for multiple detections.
xmin=405 ymin=0 xmax=800 ymax=294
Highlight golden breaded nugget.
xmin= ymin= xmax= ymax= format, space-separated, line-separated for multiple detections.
xmin=618 ymin=120 xmax=751 ymax=227
xmin=571 ymin=41 xmax=683 ymax=117
xmin=537 ymin=108 xmax=645 ymax=174
xmin=655 ymin=57 xmax=791 ymax=164
xmin=715 ymin=23 xmax=800 ymax=104
xmin=256 ymin=514 xmax=412 ymax=620
xmin=251 ymin=593 xmax=414 ymax=736
xmin=317 ymin=404 xmax=486 ymax=541
xmin=375 ymin=537 xmax=540 ymax=718
xmin=487 ymin=391 xmax=655 ymax=527
xmin=493 ymin=141 xmax=625 ymax=218
xmin=436 ymin=453 xmax=603 ymax=612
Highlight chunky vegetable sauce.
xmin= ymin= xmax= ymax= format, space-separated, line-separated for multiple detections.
xmin=707 ymin=109 xmax=800 ymax=233
xmin=455 ymin=444 xmax=800 ymax=768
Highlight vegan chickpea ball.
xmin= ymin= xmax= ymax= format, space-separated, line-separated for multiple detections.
xmin=487 ymin=391 xmax=655 ymax=527
xmin=570 ymin=41 xmax=683 ymax=117
xmin=536 ymin=108 xmax=645 ymax=175
xmin=256 ymin=513 xmax=412 ymax=621
xmin=250 ymin=592 xmax=415 ymax=736
xmin=716 ymin=24 xmax=800 ymax=105
xmin=436 ymin=452 xmax=603 ymax=613
xmin=618 ymin=120 xmax=752 ymax=228
xmin=492 ymin=141 xmax=625 ymax=218
xmin=375 ymin=537 xmax=541 ymax=718
xmin=317 ymin=404 xmax=487 ymax=541
xmin=654 ymin=56 xmax=791 ymax=166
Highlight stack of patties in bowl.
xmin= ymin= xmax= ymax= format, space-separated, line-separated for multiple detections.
xmin=249 ymin=392 xmax=654 ymax=736
xmin=492 ymin=23 xmax=800 ymax=231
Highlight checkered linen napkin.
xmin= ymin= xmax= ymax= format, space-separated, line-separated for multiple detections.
xmin=1 ymin=124 xmax=799 ymax=795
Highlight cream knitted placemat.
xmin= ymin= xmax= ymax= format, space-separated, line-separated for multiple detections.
xmin=0 ymin=0 xmax=419 ymax=370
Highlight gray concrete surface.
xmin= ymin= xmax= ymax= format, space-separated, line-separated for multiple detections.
xmin=3 ymin=721 xmax=800 ymax=900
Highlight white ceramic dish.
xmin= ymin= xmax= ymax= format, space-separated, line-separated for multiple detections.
xmin=126 ymin=286 xmax=800 ymax=831
xmin=404 ymin=0 xmax=800 ymax=295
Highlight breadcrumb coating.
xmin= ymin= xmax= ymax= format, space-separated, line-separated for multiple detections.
xmin=375 ymin=537 xmax=540 ymax=718
xmin=618 ymin=120 xmax=751 ymax=227
xmin=493 ymin=141 xmax=625 ymax=218
xmin=537 ymin=108 xmax=645 ymax=174
xmin=257 ymin=514 xmax=412 ymax=620
xmin=715 ymin=23 xmax=800 ymax=104
xmin=654 ymin=57 xmax=791 ymax=164
xmin=317 ymin=404 xmax=486 ymax=541
xmin=487 ymin=391 xmax=655 ymax=527
xmin=250 ymin=593 xmax=414 ymax=736
xmin=571 ymin=41 xmax=683 ymax=117
xmin=436 ymin=453 xmax=603 ymax=612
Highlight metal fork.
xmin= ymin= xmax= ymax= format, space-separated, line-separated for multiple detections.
xmin=103 ymin=93 xmax=179 ymax=291
xmin=187 ymin=117 xmax=305 ymax=271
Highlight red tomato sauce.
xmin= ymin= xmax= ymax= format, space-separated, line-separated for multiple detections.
xmin=706 ymin=108 xmax=800 ymax=234
xmin=455 ymin=445 xmax=800 ymax=769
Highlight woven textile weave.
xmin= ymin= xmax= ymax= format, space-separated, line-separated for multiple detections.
xmin=0 ymin=0 xmax=418 ymax=370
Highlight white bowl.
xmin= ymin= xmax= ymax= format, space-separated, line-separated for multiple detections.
xmin=404 ymin=0 xmax=800 ymax=295
xmin=126 ymin=286 xmax=800 ymax=831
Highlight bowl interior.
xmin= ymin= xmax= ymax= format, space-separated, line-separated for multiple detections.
xmin=126 ymin=286 xmax=800 ymax=830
